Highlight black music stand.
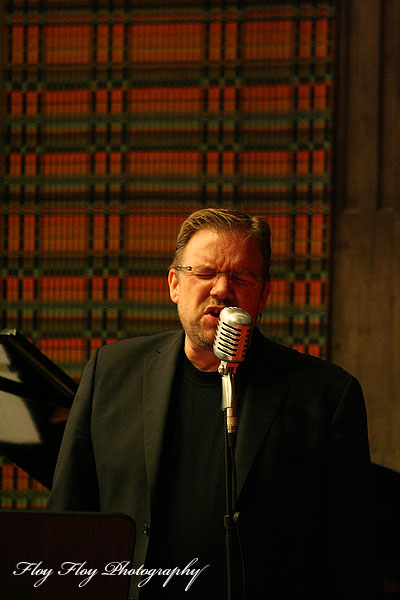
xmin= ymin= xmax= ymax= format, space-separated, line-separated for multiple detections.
xmin=0 ymin=511 xmax=135 ymax=599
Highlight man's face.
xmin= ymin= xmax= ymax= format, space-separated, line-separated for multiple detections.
xmin=168 ymin=228 xmax=270 ymax=367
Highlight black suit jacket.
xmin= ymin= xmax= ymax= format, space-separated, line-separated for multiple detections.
xmin=47 ymin=329 xmax=379 ymax=599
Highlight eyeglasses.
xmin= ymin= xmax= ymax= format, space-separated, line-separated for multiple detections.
xmin=174 ymin=265 xmax=265 ymax=288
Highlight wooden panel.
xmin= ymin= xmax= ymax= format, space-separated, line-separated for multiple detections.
xmin=331 ymin=0 xmax=400 ymax=472
xmin=379 ymin=2 xmax=400 ymax=211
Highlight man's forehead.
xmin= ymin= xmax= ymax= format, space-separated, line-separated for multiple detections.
xmin=182 ymin=228 xmax=261 ymax=263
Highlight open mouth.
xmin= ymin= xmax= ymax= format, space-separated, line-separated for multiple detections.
xmin=205 ymin=306 xmax=225 ymax=319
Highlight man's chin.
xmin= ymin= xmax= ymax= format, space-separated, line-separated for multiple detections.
xmin=179 ymin=315 xmax=218 ymax=352
xmin=197 ymin=333 xmax=215 ymax=352
xmin=187 ymin=329 xmax=215 ymax=353
xmin=200 ymin=323 xmax=218 ymax=349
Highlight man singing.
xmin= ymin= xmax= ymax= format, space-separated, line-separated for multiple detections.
xmin=48 ymin=207 xmax=379 ymax=599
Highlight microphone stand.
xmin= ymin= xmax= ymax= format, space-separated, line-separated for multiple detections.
xmin=218 ymin=360 xmax=240 ymax=600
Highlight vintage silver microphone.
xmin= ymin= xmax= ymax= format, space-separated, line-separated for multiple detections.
xmin=213 ymin=307 xmax=253 ymax=438
xmin=213 ymin=306 xmax=253 ymax=366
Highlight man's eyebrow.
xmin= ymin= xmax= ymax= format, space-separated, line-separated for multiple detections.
xmin=191 ymin=265 xmax=258 ymax=274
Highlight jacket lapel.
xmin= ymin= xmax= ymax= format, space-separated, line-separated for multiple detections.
xmin=235 ymin=332 xmax=291 ymax=497
xmin=142 ymin=330 xmax=185 ymax=507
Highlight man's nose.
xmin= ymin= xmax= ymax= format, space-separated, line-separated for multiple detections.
xmin=209 ymin=272 xmax=233 ymax=297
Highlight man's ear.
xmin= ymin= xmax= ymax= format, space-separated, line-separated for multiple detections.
xmin=168 ymin=269 xmax=179 ymax=305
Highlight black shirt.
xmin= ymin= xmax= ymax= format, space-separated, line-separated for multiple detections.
xmin=141 ymin=352 xmax=225 ymax=599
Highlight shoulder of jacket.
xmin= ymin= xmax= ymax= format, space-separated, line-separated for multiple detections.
xmin=95 ymin=329 xmax=184 ymax=360
xmin=254 ymin=329 xmax=355 ymax=386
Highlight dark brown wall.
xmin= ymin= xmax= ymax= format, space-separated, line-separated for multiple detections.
xmin=331 ymin=0 xmax=400 ymax=471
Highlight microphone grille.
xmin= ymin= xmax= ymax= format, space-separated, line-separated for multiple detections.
xmin=213 ymin=307 xmax=253 ymax=363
